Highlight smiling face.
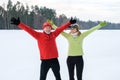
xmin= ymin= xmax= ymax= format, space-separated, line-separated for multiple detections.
xmin=43 ymin=26 xmax=52 ymax=34
xmin=69 ymin=26 xmax=81 ymax=36
xmin=70 ymin=28 xmax=78 ymax=34
xmin=70 ymin=23 xmax=80 ymax=34
xmin=42 ymin=21 xmax=52 ymax=34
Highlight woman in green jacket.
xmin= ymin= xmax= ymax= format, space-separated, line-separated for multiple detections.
xmin=49 ymin=20 xmax=107 ymax=80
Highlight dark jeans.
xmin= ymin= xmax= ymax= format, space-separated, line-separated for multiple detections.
xmin=67 ymin=56 xmax=84 ymax=80
xmin=40 ymin=58 xmax=61 ymax=80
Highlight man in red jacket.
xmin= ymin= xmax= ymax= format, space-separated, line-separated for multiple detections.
xmin=11 ymin=17 xmax=76 ymax=80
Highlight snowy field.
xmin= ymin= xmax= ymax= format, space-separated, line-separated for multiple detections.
xmin=0 ymin=30 xmax=120 ymax=80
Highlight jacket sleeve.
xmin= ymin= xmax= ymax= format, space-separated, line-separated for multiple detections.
xmin=53 ymin=22 xmax=71 ymax=37
xmin=82 ymin=24 xmax=104 ymax=38
xmin=52 ymin=24 xmax=70 ymax=38
xmin=18 ymin=22 xmax=40 ymax=39
xmin=82 ymin=24 xmax=103 ymax=37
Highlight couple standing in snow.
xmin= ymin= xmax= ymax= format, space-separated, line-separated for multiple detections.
xmin=11 ymin=17 xmax=107 ymax=80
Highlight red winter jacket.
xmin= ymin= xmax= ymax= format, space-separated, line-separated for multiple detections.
xmin=18 ymin=22 xmax=71 ymax=60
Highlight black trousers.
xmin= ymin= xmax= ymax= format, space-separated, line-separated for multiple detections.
xmin=40 ymin=58 xmax=61 ymax=80
xmin=67 ymin=56 xmax=84 ymax=80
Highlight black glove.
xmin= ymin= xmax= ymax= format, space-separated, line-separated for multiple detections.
xmin=69 ymin=17 xmax=76 ymax=24
xmin=11 ymin=17 xmax=20 ymax=25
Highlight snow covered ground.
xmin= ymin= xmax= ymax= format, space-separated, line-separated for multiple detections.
xmin=0 ymin=30 xmax=120 ymax=80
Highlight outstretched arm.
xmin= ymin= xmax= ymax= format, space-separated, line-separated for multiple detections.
xmin=11 ymin=17 xmax=39 ymax=39
xmin=48 ymin=20 xmax=71 ymax=38
xmin=47 ymin=20 xmax=57 ymax=30
xmin=82 ymin=21 xmax=107 ymax=38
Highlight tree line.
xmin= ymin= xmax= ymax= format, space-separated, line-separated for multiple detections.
xmin=0 ymin=0 xmax=120 ymax=30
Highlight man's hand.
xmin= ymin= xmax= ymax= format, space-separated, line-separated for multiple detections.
xmin=100 ymin=21 xmax=107 ymax=27
xmin=69 ymin=17 xmax=76 ymax=24
xmin=11 ymin=17 xmax=20 ymax=25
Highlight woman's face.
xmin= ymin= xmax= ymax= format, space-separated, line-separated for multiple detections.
xmin=70 ymin=28 xmax=78 ymax=34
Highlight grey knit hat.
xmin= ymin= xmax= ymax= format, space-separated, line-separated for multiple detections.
xmin=71 ymin=23 xmax=79 ymax=29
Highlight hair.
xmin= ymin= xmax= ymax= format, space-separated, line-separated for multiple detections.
xmin=77 ymin=30 xmax=81 ymax=36
xmin=69 ymin=28 xmax=81 ymax=36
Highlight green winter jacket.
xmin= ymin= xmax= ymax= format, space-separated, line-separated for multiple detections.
xmin=52 ymin=22 xmax=107 ymax=56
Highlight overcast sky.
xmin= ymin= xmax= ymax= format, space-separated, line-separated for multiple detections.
xmin=0 ymin=0 xmax=120 ymax=23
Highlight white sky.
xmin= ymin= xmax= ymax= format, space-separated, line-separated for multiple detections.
xmin=0 ymin=0 xmax=120 ymax=23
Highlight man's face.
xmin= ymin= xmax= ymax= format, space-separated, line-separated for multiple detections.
xmin=43 ymin=26 xmax=52 ymax=34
